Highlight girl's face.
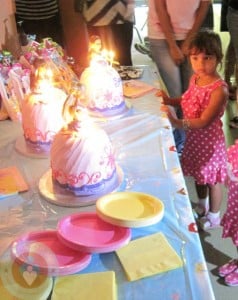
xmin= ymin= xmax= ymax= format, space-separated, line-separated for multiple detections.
xmin=189 ymin=51 xmax=218 ymax=77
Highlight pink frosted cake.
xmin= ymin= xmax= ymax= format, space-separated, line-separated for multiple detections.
xmin=21 ymin=87 xmax=67 ymax=154
xmin=50 ymin=117 xmax=120 ymax=196
xmin=79 ymin=58 xmax=127 ymax=118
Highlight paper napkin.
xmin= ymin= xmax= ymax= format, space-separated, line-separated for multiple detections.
xmin=51 ymin=271 xmax=117 ymax=300
xmin=116 ymin=232 xmax=183 ymax=281
xmin=0 ymin=166 xmax=28 ymax=198
xmin=123 ymin=80 xmax=156 ymax=98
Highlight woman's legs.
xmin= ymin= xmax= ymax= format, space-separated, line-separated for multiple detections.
xmin=149 ymin=39 xmax=183 ymax=98
xmin=227 ymin=6 xmax=238 ymax=122
xmin=224 ymin=41 xmax=237 ymax=99
xmin=227 ymin=7 xmax=238 ymax=67
xmin=149 ymin=38 xmax=190 ymax=153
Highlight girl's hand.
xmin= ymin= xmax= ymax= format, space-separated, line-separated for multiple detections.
xmin=160 ymin=104 xmax=169 ymax=113
xmin=156 ymin=89 xmax=171 ymax=105
xmin=166 ymin=108 xmax=179 ymax=128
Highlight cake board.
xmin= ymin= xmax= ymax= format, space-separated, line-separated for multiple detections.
xmin=38 ymin=165 xmax=124 ymax=207
xmin=15 ymin=136 xmax=49 ymax=159
xmin=88 ymin=101 xmax=132 ymax=122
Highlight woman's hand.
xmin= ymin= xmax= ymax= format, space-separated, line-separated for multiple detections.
xmin=180 ymin=38 xmax=192 ymax=56
xmin=169 ymin=44 xmax=185 ymax=65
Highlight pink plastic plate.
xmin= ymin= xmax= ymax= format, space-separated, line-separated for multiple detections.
xmin=11 ymin=230 xmax=92 ymax=276
xmin=57 ymin=212 xmax=131 ymax=253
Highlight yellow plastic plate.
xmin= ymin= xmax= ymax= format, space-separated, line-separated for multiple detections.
xmin=96 ymin=191 xmax=164 ymax=228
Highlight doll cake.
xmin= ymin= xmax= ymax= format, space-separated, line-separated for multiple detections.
xmin=21 ymin=89 xmax=66 ymax=154
xmin=19 ymin=60 xmax=67 ymax=155
xmin=50 ymin=118 xmax=119 ymax=197
xmin=48 ymin=90 xmax=121 ymax=201
xmin=79 ymin=57 xmax=127 ymax=118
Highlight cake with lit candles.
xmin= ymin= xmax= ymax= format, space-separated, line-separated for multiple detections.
xmin=79 ymin=56 xmax=128 ymax=118
xmin=49 ymin=90 xmax=121 ymax=200
xmin=20 ymin=59 xmax=67 ymax=155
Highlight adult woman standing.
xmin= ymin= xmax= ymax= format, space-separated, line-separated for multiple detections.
xmin=15 ymin=0 xmax=63 ymax=45
xmin=147 ymin=0 xmax=212 ymax=154
xmin=227 ymin=0 xmax=238 ymax=128
xmin=79 ymin=0 xmax=135 ymax=66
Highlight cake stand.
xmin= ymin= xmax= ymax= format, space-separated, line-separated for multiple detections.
xmin=15 ymin=136 xmax=49 ymax=159
xmin=38 ymin=165 xmax=124 ymax=207
xmin=88 ymin=101 xmax=132 ymax=122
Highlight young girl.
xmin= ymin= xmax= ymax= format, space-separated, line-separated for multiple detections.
xmin=157 ymin=30 xmax=229 ymax=230
xmin=218 ymin=140 xmax=238 ymax=286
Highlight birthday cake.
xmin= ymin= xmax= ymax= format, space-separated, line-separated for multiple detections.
xmin=19 ymin=58 xmax=68 ymax=155
xmin=50 ymin=116 xmax=120 ymax=197
xmin=79 ymin=58 xmax=127 ymax=118
xmin=21 ymin=87 xmax=67 ymax=154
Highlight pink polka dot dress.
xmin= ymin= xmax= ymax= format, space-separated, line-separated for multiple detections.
xmin=180 ymin=75 xmax=228 ymax=185
xmin=221 ymin=141 xmax=238 ymax=246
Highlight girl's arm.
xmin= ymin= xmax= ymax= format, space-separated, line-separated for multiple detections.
xmin=156 ymin=89 xmax=182 ymax=106
xmin=168 ymin=85 xmax=228 ymax=129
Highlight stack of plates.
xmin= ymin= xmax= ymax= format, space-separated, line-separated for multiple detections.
xmin=11 ymin=230 xmax=92 ymax=277
xmin=7 ymin=191 xmax=164 ymax=297
xmin=57 ymin=212 xmax=131 ymax=253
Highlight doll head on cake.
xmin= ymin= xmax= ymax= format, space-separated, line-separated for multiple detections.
xmin=88 ymin=35 xmax=102 ymax=62
xmin=50 ymin=88 xmax=120 ymax=197
xmin=61 ymin=84 xmax=88 ymax=124
xmin=31 ymin=58 xmax=72 ymax=94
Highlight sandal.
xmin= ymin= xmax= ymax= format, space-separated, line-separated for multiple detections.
xmin=198 ymin=214 xmax=220 ymax=230
xmin=218 ymin=259 xmax=238 ymax=277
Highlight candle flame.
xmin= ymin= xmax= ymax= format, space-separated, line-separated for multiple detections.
xmin=35 ymin=65 xmax=53 ymax=82
xmin=90 ymin=49 xmax=119 ymax=66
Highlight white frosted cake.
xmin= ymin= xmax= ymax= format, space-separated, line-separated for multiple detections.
xmin=21 ymin=87 xmax=67 ymax=154
xmin=80 ymin=58 xmax=127 ymax=118
xmin=50 ymin=117 xmax=120 ymax=196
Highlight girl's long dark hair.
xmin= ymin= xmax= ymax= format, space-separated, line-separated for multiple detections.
xmin=188 ymin=30 xmax=223 ymax=63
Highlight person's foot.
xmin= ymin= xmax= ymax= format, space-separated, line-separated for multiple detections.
xmin=198 ymin=214 xmax=220 ymax=230
xmin=218 ymin=259 xmax=238 ymax=277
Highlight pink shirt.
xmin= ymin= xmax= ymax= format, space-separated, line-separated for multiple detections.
xmin=148 ymin=0 xmax=211 ymax=40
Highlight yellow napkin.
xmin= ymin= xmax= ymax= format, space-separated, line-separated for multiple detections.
xmin=51 ymin=271 xmax=117 ymax=300
xmin=0 ymin=166 xmax=28 ymax=197
xmin=116 ymin=232 xmax=183 ymax=281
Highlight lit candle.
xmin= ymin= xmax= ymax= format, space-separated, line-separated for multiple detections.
xmin=109 ymin=51 xmax=114 ymax=66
